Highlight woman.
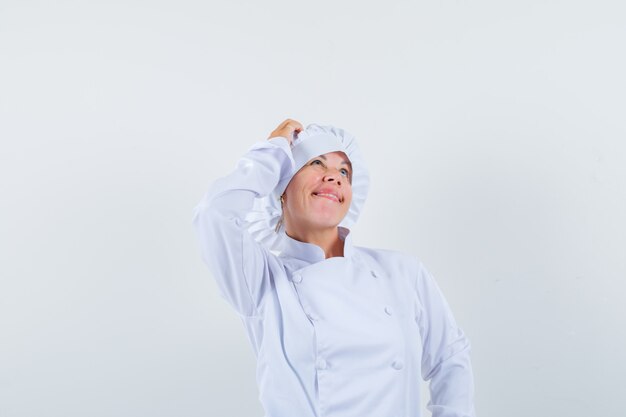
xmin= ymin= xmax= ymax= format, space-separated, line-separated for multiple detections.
xmin=192 ymin=119 xmax=476 ymax=417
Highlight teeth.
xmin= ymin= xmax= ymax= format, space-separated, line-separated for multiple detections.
xmin=315 ymin=193 xmax=339 ymax=202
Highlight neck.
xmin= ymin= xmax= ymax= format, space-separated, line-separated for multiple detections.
xmin=284 ymin=224 xmax=345 ymax=259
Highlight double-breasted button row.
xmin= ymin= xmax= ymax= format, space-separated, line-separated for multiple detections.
xmin=293 ymin=270 xmax=379 ymax=282
xmin=315 ymin=358 xmax=401 ymax=370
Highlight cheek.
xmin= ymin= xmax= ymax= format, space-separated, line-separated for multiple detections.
xmin=344 ymin=194 xmax=353 ymax=207
xmin=345 ymin=184 xmax=353 ymax=200
xmin=285 ymin=178 xmax=313 ymax=203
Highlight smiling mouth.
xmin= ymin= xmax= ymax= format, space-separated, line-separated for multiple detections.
xmin=312 ymin=192 xmax=341 ymax=203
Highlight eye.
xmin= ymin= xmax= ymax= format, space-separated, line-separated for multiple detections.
xmin=311 ymin=159 xmax=323 ymax=166
xmin=340 ymin=168 xmax=349 ymax=176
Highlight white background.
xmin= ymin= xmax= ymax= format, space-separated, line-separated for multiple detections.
xmin=1 ymin=1 xmax=625 ymax=416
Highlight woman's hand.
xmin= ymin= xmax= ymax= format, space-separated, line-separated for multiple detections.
xmin=267 ymin=119 xmax=303 ymax=146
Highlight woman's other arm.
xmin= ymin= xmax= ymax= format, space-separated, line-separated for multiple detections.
xmin=191 ymin=119 xmax=302 ymax=317
xmin=414 ymin=259 xmax=477 ymax=417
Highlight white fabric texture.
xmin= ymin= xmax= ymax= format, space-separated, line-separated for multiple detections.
xmin=243 ymin=123 xmax=370 ymax=252
xmin=192 ymin=136 xmax=476 ymax=417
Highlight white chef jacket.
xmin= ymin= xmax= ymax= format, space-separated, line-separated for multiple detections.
xmin=192 ymin=136 xmax=476 ymax=417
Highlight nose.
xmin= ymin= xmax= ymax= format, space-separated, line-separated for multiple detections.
xmin=323 ymin=169 xmax=343 ymax=185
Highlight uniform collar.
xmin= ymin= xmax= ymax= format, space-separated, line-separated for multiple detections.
xmin=278 ymin=226 xmax=354 ymax=263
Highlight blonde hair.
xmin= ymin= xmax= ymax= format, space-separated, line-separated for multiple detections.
xmin=275 ymin=194 xmax=285 ymax=233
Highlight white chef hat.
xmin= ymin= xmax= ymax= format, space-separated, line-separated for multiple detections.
xmin=244 ymin=123 xmax=370 ymax=252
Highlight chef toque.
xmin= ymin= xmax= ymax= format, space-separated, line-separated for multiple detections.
xmin=244 ymin=123 xmax=370 ymax=253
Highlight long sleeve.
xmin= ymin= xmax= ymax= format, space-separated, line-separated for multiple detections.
xmin=191 ymin=136 xmax=295 ymax=317
xmin=413 ymin=259 xmax=476 ymax=417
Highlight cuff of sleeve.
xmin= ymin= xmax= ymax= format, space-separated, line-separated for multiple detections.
xmin=267 ymin=136 xmax=296 ymax=163
xmin=267 ymin=136 xmax=290 ymax=147
xmin=249 ymin=136 xmax=296 ymax=172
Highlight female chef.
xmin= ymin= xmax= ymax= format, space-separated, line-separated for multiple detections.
xmin=192 ymin=119 xmax=476 ymax=417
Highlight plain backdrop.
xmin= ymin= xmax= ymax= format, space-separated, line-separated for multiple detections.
xmin=1 ymin=1 xmax=625 ymax=416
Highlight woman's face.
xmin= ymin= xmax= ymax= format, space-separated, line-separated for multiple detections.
xmin=282 ymin=151 xmax=353 ymax=232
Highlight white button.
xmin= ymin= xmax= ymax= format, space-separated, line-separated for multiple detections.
xmin=370 ymin=270 xmax=378 ymax=278
xmin=316 ymin=358 xmax=328 ymax=370
xmin=391 ymin=359 xmax=404 ymax=370
xmin=292 ymin=273 xmax=302 ymax=283
xmin=384 ymin=306 xmax=393 ymax=316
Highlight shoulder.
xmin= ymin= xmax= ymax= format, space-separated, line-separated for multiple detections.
xmin=355 ymin=244 xmax=421 ymax=264
xmin=354 ymin=245 xmax=423 ymax=280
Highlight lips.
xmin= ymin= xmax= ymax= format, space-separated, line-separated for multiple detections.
xmin=312 ymin=189 xmax=342 ymax=203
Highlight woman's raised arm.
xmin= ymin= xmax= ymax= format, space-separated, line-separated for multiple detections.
xmin=191 ymin=120 xmax=301 ymax=317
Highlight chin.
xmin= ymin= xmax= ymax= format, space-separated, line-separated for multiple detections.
xmin=308 ymin=214 xmax=346 ymax=230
